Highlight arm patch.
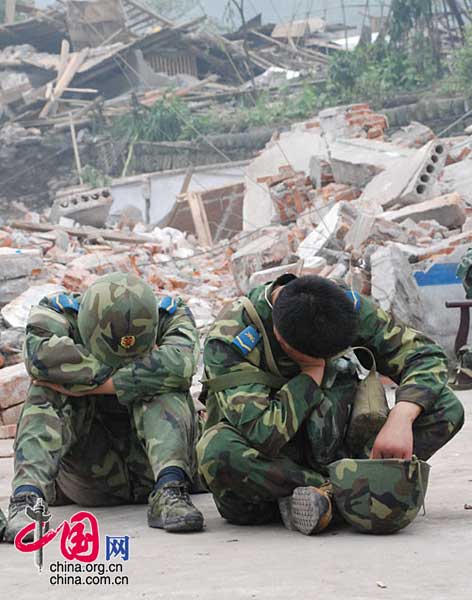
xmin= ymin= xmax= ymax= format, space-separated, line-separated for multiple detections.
xmin=345 ymin=290 xmax=361 ymax=312
xmin=50 ymin=294 xmax=80 ymax=314
xmin=232 ymin=326 xmax=261 ymax=356
xmin=159 ymin=296 xmax=177 ymax=315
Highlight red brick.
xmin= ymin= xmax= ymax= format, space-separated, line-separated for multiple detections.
xmin=348 ymin=103 xmax=371 ymax=112
xmin=367 ymin=127 xmax=384 ymax=139
xmin=0 ymin=363 xmax=30 ymax=410
xmin=0 ymin=424 xmax=16 ymax=439
xmin=1 ymin=402 xmax=24 ymax=426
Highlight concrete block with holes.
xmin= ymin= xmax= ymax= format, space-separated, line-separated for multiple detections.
xmin=50 ymin=187 xmax=113 ymax=227
xmin=358 ymin=139 xmax=448 ymax=212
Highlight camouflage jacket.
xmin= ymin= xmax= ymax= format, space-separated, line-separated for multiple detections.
xmin=203 ymin=276 xmax=449 ymax=458
xmin=24 ymin=291 xmax=200 ymax=406
xmin=457 ymin=248 xmax=472 ymax=298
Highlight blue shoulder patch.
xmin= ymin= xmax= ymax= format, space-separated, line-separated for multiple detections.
xmin=345 ymin=290 xmax=361 ymax=312
xmin=50 ymin=294 xmax=80 ymax=314
xmin=159 ymin=296 xmax=177 ymax=315
xmin=232 ymin=325 xmax=261 ymax=356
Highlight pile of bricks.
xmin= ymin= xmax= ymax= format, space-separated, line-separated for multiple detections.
xmin=319 ymin=183 xmax=362 ymax=204
xmin=344 ymin=103 xmax=389 ymax=140
xmin=257 ymin=166 xmax=317 ymax=225
xmin=0 ymin=363 xmax=29 ymax=440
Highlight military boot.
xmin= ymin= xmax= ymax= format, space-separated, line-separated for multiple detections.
xmin=278 ymin=485 xmax=333 ymax=536
xmin=148 ymin=482 xmax=204 ymax=533
xmin=0 ymin=508 xmax=6 ymax=542
xmin=4 ymin=492 xmax=45 ymax=543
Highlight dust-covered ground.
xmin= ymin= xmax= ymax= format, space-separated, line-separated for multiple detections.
xmin=1 ymin=392 xmax=471 ymax=600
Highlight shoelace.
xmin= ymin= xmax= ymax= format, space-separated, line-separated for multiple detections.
xmin=162 ymin=485 xmax=193 ymax=507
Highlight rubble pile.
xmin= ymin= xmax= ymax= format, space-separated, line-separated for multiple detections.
xmin=3 ymin=101 xmax=472 ymax=438
xmin=0 ymin=218 xmax=236 ymax=438
xmin=233 ymin=103 xmax=472 ymax=361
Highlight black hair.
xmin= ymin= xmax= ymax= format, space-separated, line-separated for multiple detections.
xmin=272 ymin=276 xmax=359 ymax=358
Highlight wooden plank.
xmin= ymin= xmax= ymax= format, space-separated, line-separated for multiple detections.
xmin=122 ymin=0 xmax=174 ymax=27
xmin=10 ymin=221 xmax=152 ymax=245
xmin=250 ymin=30 xmax=329 ymax=63
xmin=186 ymin=192 xmax=213 ymax=247
xmin=39 ymin=48 xmax=90 ymax=118
xmin=179 ymin=166 xmax=194 ymax=196
xmin=57 ymin=39 xmax=70 ymax=81
xmin=4 ymin=0 xmax=16 ymax=24
xmin=69 ymin=113 xmax=83 ymax=185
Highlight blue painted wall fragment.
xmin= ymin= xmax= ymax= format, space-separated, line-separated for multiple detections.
xmin=414 ymin=263 xmax=461 ymax=287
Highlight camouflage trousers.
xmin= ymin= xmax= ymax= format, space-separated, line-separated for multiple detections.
xmin=12 ymin=383 xmax=200 ymax=506
xmin=197 ymin=384 xmax=464 ymax=525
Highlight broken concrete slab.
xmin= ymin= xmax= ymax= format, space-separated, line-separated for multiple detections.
xmin=0 ymin=363 xmax=29 ymax=411
xmin=249 ymin=262 xmax=304 ymax=288
xmin=344 ymin=214 xmax=409 ymax=251
xmin=371 ymin=244 xmax=425 ymax=329
xmin=297 ymin=201 xmax=358 ymax=259
xmin=327 ymin=138 xmax=413 ymax=188
xmin=0 ymin=277 xmax=31 ymax=307
xmin=382 ymin=193 xmax=466 ymax=229
xmin=1 ymin=283 xmax=64 ymax=328
xmin=243 ymin=125 xmax=329 ymax=230
xmin=412 ymin=245 xmax=470 ymax=356
xmin=439 ymin=157 xmax=472 ymax=206
xmin=0 ymin=248 xmax=42 ymax=280
xmin=231 ymin=227 xmax=295 ymax=293
xmin=390 ymin=122 xmax=435 ymax=148
xmin=359 ymin=139 xmax=448 ymax=213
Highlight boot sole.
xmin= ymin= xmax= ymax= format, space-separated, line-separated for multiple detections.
xmin=148 ymin=513 xmax=204 ymax=533
xmin=279 ymin=487 xmax=329 ymax=536
xmin=3 ymin=527 xmax=34 ymax=544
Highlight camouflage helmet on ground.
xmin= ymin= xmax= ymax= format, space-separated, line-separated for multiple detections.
xmin=328 ymin=457 xmax=430 ymax=535
xmin=77 ymin=272 xmax=158 ymax=368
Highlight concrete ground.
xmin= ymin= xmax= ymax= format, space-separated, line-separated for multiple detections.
xmin=1 ymin=392 xmax=471 ymax=600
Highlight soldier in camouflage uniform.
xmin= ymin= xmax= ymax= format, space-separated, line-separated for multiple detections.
xmin=454 ymin=248 xmax=472 ymax=388
xmin=197 ymin=275 xmax=464 ymax=535
xmin=4 ymin=272 xmax=203 ymax=542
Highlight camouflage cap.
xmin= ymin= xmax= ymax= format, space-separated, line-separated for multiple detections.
xmin=328 ymin=457 xmax=430 ymax=535
xmin=77 ymin=272 xmax=158 ymax=368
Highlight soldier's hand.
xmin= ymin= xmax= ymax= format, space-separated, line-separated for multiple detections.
xmin=371 ymin=402 xmax=421 ymax=460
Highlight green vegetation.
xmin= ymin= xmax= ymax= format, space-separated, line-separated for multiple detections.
xmin=95 ymin=2 xmax=472 ymax=175
xmin=81 ymin=165 xmax=112 ymax=188
xmin=439 ymin=27 xmax=472 ymax=95
xmin=325 ymin=36 xmax=438 ymax=106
